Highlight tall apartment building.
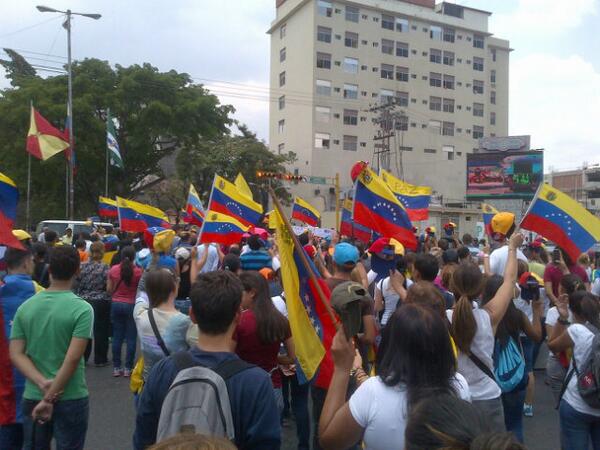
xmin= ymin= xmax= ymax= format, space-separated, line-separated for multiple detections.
xmin=268 ymin=0 xmax=510 ymax=208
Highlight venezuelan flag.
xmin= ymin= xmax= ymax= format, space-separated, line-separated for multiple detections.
xmin=98 ymin=196 xmax=118 ymax=218
xmin=354 ymin=167 xmax=417 ymax=250
xmin=380 ymin=169 xmax=431 ymax=221
xmin=273 ymin=209 xmax=328 ymax=384
xmin=521 ymin=183 xmax=600 ymax=262
xmin=116 ymin=197 xmax=170 ymax=232
xmin=340 ymin=199 xmax=371 ymax=243
xmin=208 ymin=175 xmax=263 ymax=227
xmin=292 ymin=196 xmax=321 ymax=227
xmin=0 ymin=171 xmax=18 ymax=222
xmin=184 ymin=184 xmax=205 ymax=227
xmin=481 ymin=203 xmax=499 ymax=235
xmin=199 ymin=211 xmax=249 ymax=246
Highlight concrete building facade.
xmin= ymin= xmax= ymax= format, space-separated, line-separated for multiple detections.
xmin=545 ymin=165 xmax=600 ymax=215
xmin=268 ymin=0 xmax=511 ymax=211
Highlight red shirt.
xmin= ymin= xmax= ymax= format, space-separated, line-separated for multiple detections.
xmin=108 ymin=263 xmax=142 ymax=304
xmin=234 ymin=309 xmax=290 ymax=388
xmin=544 ymin=263 xmax=589 ymax=298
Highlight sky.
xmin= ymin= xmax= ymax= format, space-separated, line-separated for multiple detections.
xmin=1 ymin=0 xmax=599 ymax=172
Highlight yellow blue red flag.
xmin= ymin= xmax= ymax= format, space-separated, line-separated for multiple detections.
xmin=380 ymin=169 xmax=431 ymax=221
xmin=292 ymin=196 xmax=321 ymax=227
xmin=208 ymin=174 xmax=263 ymax=227
xmin=199 ymin=210 xmax=249 ymax=246
xmin=98 ymin=196 xmax=118 ymax=218
xmin=184 ymin=184 xmax=205 ymax=227
xmin=116 ymin=197 xmax=170 ymax=232
xmin=481 ymin=203 xmax=499 ymax=235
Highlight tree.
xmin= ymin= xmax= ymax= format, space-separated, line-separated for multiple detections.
xmin=0 ymin=58 xmax=233 ymax=225
xmin=0 ymin=49 xmax=38 ymax=87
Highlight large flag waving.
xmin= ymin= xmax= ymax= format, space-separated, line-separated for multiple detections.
xmin=380 ymin=169 xmax=431 ymax=221
xmin=26 ymin=106 xmax=70 ymax=161
xmin=199 ymin=211 xmax=249 ymax=246
xmin=354 ymin=167 xmax=417 ymax=250
xmin=234 ymin=173 xmax=253 ymax=200
xmin=116 ymin=197 xmax=170 ymax=232
xmin=184 ymin=184 xmax=205 ymax=227
xmin=98 ymin=196 xmax=118 ymax=218
xmin=481 ymin=203 xmax=499 ymax=236
xmin=521 ymin=183 xmax=600 ymax=262
xmin=292 ymin=196 xmax=321 ymax=227
xmin=208 ymin=174 xmax=263 ymax=227
xmin=107 ymin=109 xmax=124 ymax=169
xmin=0 ymin=172 xmax=24 ymax=249
xmin=340 ymin=199 xmax=371 ymax=243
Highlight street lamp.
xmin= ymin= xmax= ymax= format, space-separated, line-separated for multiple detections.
xmin=37 ymin=5 xmax=101 ymax=219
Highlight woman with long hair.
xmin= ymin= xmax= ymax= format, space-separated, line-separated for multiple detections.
xmin=448 ymin=232 xmax=523 ymax=432
xmin=549 ymin=291 xmax=600 ymax=449
xmin=235 ymin=271 xmax=296 ymax=414
xmin=319 ymin=304 xmax=471 ymax=450
xmin=108 ymin=245 xmax=142 ymax=377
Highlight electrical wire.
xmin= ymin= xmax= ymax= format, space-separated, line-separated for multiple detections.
xmin=0 ymin=15 xmax=64 ymax=39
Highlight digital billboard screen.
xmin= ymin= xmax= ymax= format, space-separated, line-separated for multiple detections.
xmin=466 ymin=151 xmax=543 ymax=199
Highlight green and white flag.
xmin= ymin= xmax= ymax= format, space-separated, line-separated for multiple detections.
xmin=106 ymin=109 xmax=124 ymax=169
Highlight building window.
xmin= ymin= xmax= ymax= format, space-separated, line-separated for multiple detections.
xmin=430 ymin=25 xmax=442 ymax=40
xmin=396 ymin=91 xmax=409 ymax=106
xmin=443 ymin=27 xmax=455 ymax=43
xmin=396 ymin=42 xmax=408 ymax=58
xmin=429 ymin=120 xmax=441 ymax=133
xmin=381 ymin=63 xmax=394 ymax=80
xmin=429 ymin=96 xmax=441 ymax=111
xmin=380 ymin=89 xmax=394 ymax=104
xmin=316 ymin=79 xmax=331 ymax=95
xmin=316 ymin=52 xmax=331 ymax=69
xmin=396 ymin=17 xmax=408 ymax=32
xmin=443 ymin=145 xmax=454 ymax=159
xmin=345 ymin=31 xmax=358 ymax=48
xmin=490 ymin=111 xmax=496 ymax=125
xmin=442 ymin=121 xmax=454 ymax=136
xmin=343 ymin=135 xmax=358 ymax=151
xmin=317 ymin=26 xmax=332 ymax=43
xmin=395 ymin=116 xmax=408 ymax=131
xmin=280 ymin=24 xmax=286 ymax=39
xmin=344 ymin=57 xmax=358 ymax=73
xmin=341 ymin=83 xmax=357 ymax=99
xmin=318 ymin=0 xmax=332 ymax=17
xmin=280 ymin=47 xmax=286 ymax=62
xmin=473 ymin=57 xmax=484 ymax=71
xmin=345 ymin=5 xmax=359 ymax=22
xmin=490 ymin=90 xmax=496 ymax=104
xmin=395 ymin=66 xmax=409 ymax=82
xmin=279 ymin=71 xmax=286 ymax=86
xmin=443 ymin=98 xmax=454 ymax=113
xmin=473 ymin=125 xmax=484 ymax=139
xmin=277 ymin=143 xmax=284 ymax=154
xmin=382 ymin=14 xmax=394 ymax=30
xmin=473 ymin=34 xmax=485 ymax=49
xmin=491 ymin=48 xmax=497 ymax=61
xmin=443 ymin=51 xmax=454 ymax=66
xmin=443 ymin=74 xmax=454 ymax=90
xmin=381 ymin=39 xmax=394 ymax=54
xmin=430 ymin=49 xmax=441 ymax=64
xmin=315 ymin=132 xmax=330 ymax=149
xmin=473 ymin=102 xmax=484 ymax=117
xmin=424 ymin=148 xmax=437 ymax=154
xmin=278 ymin=119 xmax=285 ymax=133
xmin=473 ymin=80 xmax=484 ymax=94
xmin=447 ymin=151 xmax=454 ymax=160
xmin=490 ymin=70 xmax=496 ymax=83
xmin=278 ymin=95 xmax=285 ymax=110
xmin=343 ymin=109 xmax=358 ymax=125
xmin=430 ymin=72 xmax=442 ymax=87
xmin=315 ymin=106 xmax=330 ymax=123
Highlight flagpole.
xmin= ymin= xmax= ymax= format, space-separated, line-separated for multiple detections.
xmin=105 ymin=108 xmax=109 ymax=197
xmin=26 ymin=153 xmax=31 ymax=231
xmin=66 ymin=10 xmax=75 ymax=219
xmin=518 ymin=182 xmax=545 ymax=230
xmin=65 ymin=162 xmax=69 ymax=218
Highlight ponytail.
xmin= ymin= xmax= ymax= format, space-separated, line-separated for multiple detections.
xmin=451 ymin=295 xmax=477 ymax=354
xmin=569 ymin=292 xmax=600 ymax=330
xmin=120 ymin=246 xmax=136 ymax=286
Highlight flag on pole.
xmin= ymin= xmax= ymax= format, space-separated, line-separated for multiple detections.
xmin=98 ymin=196 xmax=118 ymax=218
xmin=292 ymin=197 xmax=321 ymax=227
xmin=107 ymin=109 xmax=124 ymax=169
xmin=340 ymin=198 xmax=371 ymax=243
xmin=184 ymin=184 xmax=205 ymax=227
xmin=520 ymin=183 xmax=600 ymax=262
xmin=0 ymin=172 xmax=24 ymax=250
xmin=208 ymin=174 xmax=263 ymax=227
xmin=63 ymin=104 xmax=76 ymax=176
xmin=234 ymin=173 xmax=253 ymax=200
xmin=380 ymin=169 xmax=431 ymax=221
xmin=26 ymin=105 xmax=70 ymax=161
xmin=116 ymin=197 xmax=170 ymax=232
xmin=199 ymin=211 xmax=249 ymax=246
xmin=481 ymin=203 xmax=499 ymax=235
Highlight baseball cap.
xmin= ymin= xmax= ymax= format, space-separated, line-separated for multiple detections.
xmin=12 ymin=229 xmax=31 ymax=241
xmin=135 ymin=248 xmax=152 ymax=269
xmin=490 ymin=212 xmax=516 ymax=240
xmin=330 ymin=281 xmax=371 ymax=338
xmin=174 ymin=247 xmax=191 ymax=260
xmin=443 ymin=222 xmax=457 ymax=229
xmin=519 ymin=271 xmax=543 ymax=286
xmin=368 ymin=237 xmax=404 ymax=256
xmin=303 ymin=244 xmax=317 ymax=259
xmin=333 ymin=242 xmax=359 ymax=266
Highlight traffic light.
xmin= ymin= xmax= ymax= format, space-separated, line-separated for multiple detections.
xmin=256 ymin=171 xmax=305 ymax=182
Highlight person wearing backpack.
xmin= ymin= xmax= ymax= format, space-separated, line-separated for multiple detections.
xmin=133 ymin=270 xmax=281 ymax=450
xmin=549 ymin=291 xmax=600 ymax=450
xmin=480 ymin=274 xmax=542 ymax=443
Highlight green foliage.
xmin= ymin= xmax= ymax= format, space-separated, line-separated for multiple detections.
xmin=0 ymin=49 xmax=38 ymax=87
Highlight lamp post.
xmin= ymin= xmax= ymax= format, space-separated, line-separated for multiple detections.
xmin=36 ymin=5 xmax=101 ymax=219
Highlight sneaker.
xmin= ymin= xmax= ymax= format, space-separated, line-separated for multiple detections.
xmin=95 ymin=362 xmax=109 ymax=368
xmin=523 ymin=404 xmax=533 ymax=417
xmin=123 ymin=369 xmax=132 ymax=378
xmin=112 ymin=368 xmax=123 ymax=377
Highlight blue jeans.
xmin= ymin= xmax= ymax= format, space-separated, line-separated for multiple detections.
xmin=174 ymin=299 xmax=191 ymax=315
xmin=502 ymin=388 xmax=526 ymax=442
xmin=22 ymin=397 xmax=89 ymax=450
xmin=560 ymin=399 xmax=600 ymax=450
xmin=521 ymin=336 xmax=535 ymax=373
xmin=111 ymin=301 xmax=137 ymax=370
xmin=0 ymin=424 xmax=23 ymax=450
xmin=282 ymin=374 xmax=310 ymax=450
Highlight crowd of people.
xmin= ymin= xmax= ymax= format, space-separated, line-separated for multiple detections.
xmin=1 ymin=212 xmax=600 ymax=450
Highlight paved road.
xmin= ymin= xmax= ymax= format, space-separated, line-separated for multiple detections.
xmin=84 ymin=364 xmax=561 ymax=450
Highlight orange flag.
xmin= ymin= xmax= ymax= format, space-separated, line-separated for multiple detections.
xmin=26 ymin=106 xmax=70 ymax=161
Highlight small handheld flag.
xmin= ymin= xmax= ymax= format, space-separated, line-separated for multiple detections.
xmin=184 ymin=184 xmax=205 ymax=227
xmin=292 ymin=197 xmax=321 ymax=227
xmin=481 ymin=203 xmax=499 ymax=236
xmin=98 ymin=196 xmax=118 ymax=218
xmin=26 ymin=106 xmax=70 ymax=161
xmin=116 ymin=197 xmax=170 ymax=232
xmin=199 ymin=211 xmax=249 ymax=246
xmin=340 ymin=198 xmax=371 ymax=243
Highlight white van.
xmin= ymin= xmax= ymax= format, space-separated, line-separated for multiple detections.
xmin=35 ymin=220 xmax=115 ymax=239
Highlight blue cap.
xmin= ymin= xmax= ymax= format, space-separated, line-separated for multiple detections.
xmin=333 ymin=243 xmax=359 ymax=266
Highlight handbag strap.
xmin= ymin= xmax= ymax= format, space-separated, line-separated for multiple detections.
xmin=468 ymin=351 xmax=496 ymax=381
xmin=148 ymin=309 xmax=170 ymax=357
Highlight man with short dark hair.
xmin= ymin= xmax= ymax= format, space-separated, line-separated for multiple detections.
xmin=134 ymin=271 xmax=280 ymax=450
xmin=10 ymin=246 xmax=92 ymax=450
xmin=240 ymin=234 xmax=272 ymax=271
xmin=412 ymin=253 xmax=454 ymax=309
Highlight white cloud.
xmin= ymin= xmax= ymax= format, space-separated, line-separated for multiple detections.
xmin=509 ymin=53 xmax=600 ymax=170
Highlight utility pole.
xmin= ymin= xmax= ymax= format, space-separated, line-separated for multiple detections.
xmin=368 ymin=98 xmax=407 ymax=177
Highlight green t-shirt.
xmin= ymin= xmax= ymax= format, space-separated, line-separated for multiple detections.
xmin=10 ymin=290 xmax=93 ymax=401
xmin=529 ymin=261 xmax=546 ymax=279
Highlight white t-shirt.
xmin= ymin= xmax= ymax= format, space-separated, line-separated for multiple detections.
xmin=592 ymin=278 xmax=600 ymax=296
xmin=349 ymin=374 xmax=471 ymax=450
xmin=545 ymin=306 xmax=573 ymax=328
xmin=447 ymin=307 xmax=501 ymax=400
xmin=564 ymin=324 xmax=600 ymax=416
xmin=376 ymin=278 xmax=413 ymax=326
xmin=272 ymin=295 xmax=288 ymax=318
xmin=196 ymin=244 xmax=219 ymax=273
xmin=489 ymin=245 xmax=527 ymax=276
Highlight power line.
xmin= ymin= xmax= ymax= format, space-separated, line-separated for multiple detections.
xmin=0 ymin=16 xmax=64 ymax=39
